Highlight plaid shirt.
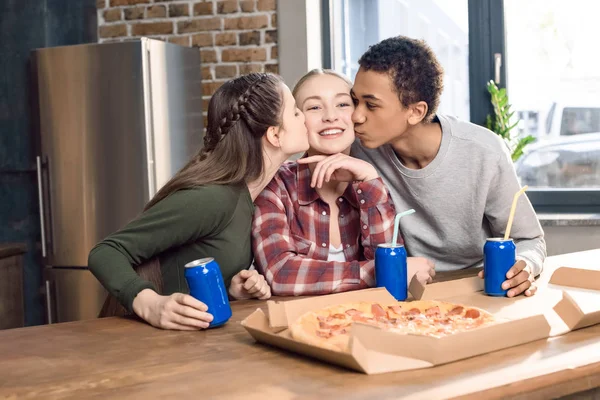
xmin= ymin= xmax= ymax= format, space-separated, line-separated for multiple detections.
xmin=252 ymin=161 xmax=398 ymax=296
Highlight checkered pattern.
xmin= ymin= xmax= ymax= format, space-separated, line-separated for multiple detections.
xmin=252 ymin=161 xmax=398 ymax=296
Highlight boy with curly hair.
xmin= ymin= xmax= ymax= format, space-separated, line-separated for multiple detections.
xmin=351 ymin=36 xmax=546 ymax=297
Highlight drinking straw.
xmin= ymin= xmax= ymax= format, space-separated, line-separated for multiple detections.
xmin=504 ymin=185 xmax=529 ymax=240
xmin=392 ymin=209 xmax=416 ymax=246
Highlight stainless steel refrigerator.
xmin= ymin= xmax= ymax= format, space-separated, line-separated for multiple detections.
xmin=31 ymin=38 xmax=203 ymax=323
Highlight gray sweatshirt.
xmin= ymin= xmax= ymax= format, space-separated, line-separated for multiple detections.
xmin=352 ymin=114 xmax=546 ymax=276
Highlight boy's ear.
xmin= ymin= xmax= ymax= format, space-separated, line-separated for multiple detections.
xmin=265 ymin=126 xmax=281 ymax=148
xmin=408 ymin=101 xmax=429 ymax=125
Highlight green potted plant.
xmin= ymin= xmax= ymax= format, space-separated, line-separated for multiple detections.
xmin=485 ymin=80 xmax=535 ymax=161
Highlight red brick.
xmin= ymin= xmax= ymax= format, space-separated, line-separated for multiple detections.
xmin=270 ymin=45 xmax=277 ymax=60
xmin=103 ymin=8 xmax=122 ymax=22
xmin=124 ymin=6 xmax=144 ymax=20
xmin=217 ymin=0 xmax=238 ymax=14
xmin=147 ymin=5 xmax=167 ymax=18
xmin=201 ymin=66 xmax=213 ymax=80
xmin=97 ymin=0 xmax=107 ymax=9
xmin=265 ymin=29 xmax=276 ymax=43
xmin=239 ymin=31 xmax=260 ymax=46
xmin=224 ymin=15 xmax=268 ymax=30
xmin=191 ymin=33 xmax=213 ymax=47
xmin=215 ymin=65 xmax=237 ymax=78
xmin=132 ymin=22 xmax=174 ymax=35
xmin=271 ymin=13 xmax=277 ymax=28
xmin=265 ymin=63 xmax=278 ymax=74
xmin=257 ymin=0 xmax=275 ymax=11
xmin=99 ymin=24 xmax=127 ymax=38
xmin=203 ymin=81 xmax=224 ymax=97
xmin=240 ymin=0 xmax=255 ymax=12
xmin=221 ymin=48 xmax=266 ymax=62
xmin=168 ymin=35 xmax=191 ymax=46
xmin=168 ymin=4 xmax=189 ymax=17
xmin=200 ymin=49 xmax=218 ymax=63
xmin=215 ymin=32 xmax=237 ymax=46
xmin=239 ymin=63 xmax=264 ymax=74
xmin=178 ymin=18 xmax=221 ymax=33
xmin=193 ymin=2 xmax=214 ymax=16
xmin=110 ymin=0 xmax=148 ymax=6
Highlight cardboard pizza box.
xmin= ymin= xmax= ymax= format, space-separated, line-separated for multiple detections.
xmin=409 ymin=276 xmax=483 ymax=301
xmin=549 ymin=267 xmax=600 ymax=331
xmin=408 ymin=266 xmax=600 ymax=335
xmin=241 ymin=288 xmax=551 ymax=375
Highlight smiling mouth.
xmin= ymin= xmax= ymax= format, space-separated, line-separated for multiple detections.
xmin=319 ymin=128 xmax=344 ymax=137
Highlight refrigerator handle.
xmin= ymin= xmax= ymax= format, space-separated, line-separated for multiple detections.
xmin=45 ymin=279 xmax=53 ymax=324
xmin=36 ymin=156 xmax=47 ymax=258
xmin=141 ymin=38 xmax=157 ymax=198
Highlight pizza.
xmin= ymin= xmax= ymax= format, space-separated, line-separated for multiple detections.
xmin=289 ymin=300 xmax=497 ymax=352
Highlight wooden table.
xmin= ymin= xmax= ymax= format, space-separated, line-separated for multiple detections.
xmin=1 ymin=250 xmax=600 ymax=399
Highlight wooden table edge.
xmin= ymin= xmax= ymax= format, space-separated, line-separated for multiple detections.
xmin=453 ymin=360 xmax=600 ymax=400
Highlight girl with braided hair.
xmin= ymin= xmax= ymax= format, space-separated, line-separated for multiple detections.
xmin=89 ymin=73 xmax=309 ymax=330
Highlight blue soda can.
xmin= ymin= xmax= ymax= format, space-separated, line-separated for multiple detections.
xmin=375 ymin=243 xmax=408 ymax=301
xmin=483 ymin=238 xmax=516 ymax=296
xmin=184 ymin=257 xmax=232 ymax=328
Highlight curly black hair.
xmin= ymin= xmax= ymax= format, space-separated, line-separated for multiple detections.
xmin=358 ymin=36 xmax=444 ymax=122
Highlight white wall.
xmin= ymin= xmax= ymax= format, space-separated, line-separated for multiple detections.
xmin=277 ymin=0 xmax=323 ymax=89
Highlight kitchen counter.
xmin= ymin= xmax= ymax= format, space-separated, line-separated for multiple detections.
xmin=538 ymin=213 xmax=600 ymax=227
xmin=1 ymin=250 xmax=599 ymax=399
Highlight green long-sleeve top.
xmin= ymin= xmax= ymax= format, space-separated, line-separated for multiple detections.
xmin=88 ymin=184 xmax=254 ymax=313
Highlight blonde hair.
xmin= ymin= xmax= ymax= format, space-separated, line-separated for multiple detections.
xmin=292 ymin=68 xmax=353 ymax=98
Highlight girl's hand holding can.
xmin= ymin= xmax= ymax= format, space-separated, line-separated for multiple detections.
xmin=132 ymin=289 xmax=214 ymax=330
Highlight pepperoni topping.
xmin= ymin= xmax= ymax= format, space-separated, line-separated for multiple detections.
xmin=371 ymin=303 xmax=386 ymax=318
xmin=465 ymin=309 xmax=481 ymax=319
xmin=388 ymin=305 xmax=403 ymax=314
xmin=448 ymin=306 xmax=464 ymax=316
xmin=405 ymin=308 xmax=421 ymax=316
xmin=345 ymin=309 xmax=362 ymax=316
xmin=331 ymin=313 xmax=347 ymax=319
xmin=425 ymin=306 xmax=441 ymax=316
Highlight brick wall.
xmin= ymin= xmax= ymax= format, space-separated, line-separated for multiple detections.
xmin=96 ymin=0 xmax=278 ymax=122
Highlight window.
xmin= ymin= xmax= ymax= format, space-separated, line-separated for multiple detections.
xmin=329 ymin=0 xmax=470 ymax=121
xmin=505 ymin=0 xmax=600 ymax=209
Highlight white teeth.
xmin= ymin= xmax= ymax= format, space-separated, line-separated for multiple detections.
xmin=320 ymin=129 xmax=343 ymax=136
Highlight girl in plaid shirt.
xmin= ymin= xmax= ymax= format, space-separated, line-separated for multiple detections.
xmin=252 ymin=69 xmax=435 ymax=296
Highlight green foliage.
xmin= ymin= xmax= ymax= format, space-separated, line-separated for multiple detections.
xmin=485 ymin=80 xmax=535 ymax=161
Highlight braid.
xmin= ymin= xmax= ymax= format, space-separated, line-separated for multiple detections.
xmin=215 ymin=73 xmax=269 ymax=140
